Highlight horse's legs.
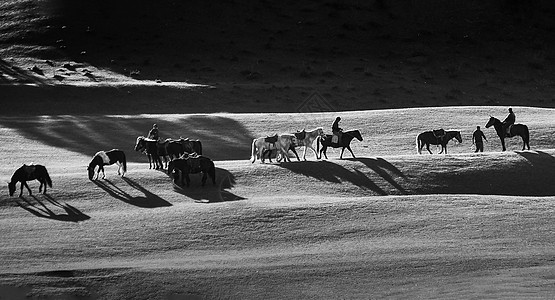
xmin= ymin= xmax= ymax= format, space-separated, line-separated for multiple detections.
xmin=292 ymin=147 xmax=300 ymax=161
xmin=148 ymin=154 xmax=153 ymax=169
xmin=346 ymin=146 xmax=356 ymax=158
xmin=21 ymin=181 xmax=32 ymax=197
xmin=100 ymin=166 xmax=106 ymax=179
xmin=340 ymin=147 xmax=346 ymax=159
xmin=184 ymin=174 xmax=191 ymax=187
xmin=320 ymin=145 xmax=328 ymax=160
xmin=501 ymin=138 xmax=506 ymax=151
xmin=201 ymin=172 xmax=207 ymax=186
xmin=308 ymin=145 xmax=318 ymax=160
xmin=426 ymin=143 xmax=433 ymax=154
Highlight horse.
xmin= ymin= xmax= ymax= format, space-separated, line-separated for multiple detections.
xmin=134 ymin=136 xmax=163 ymax=169
xmin=416 ymin=130 xmax=462 ymax=154
xmin=251 ymin=136 xmax=280 ymax=163
xmin=178 ymin=137 xmax=203 ymax=155
xmin=317 ymin=129 xmax=363 ymax=159
xmin=294 ymin=127 xmax=325 ymax=160
xmin=8 ymin=164 xmax=52 ymax=197
xmin=88 ymin=149 xmax=127 ymax=180
xmin=485 ymin=116 xmax=530 ymax=151
xmin=167 ymin=154 xmax=216 ymax=187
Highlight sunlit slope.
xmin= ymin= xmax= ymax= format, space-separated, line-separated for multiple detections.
xmin=0 ymin=107 xmax=553 ymax=166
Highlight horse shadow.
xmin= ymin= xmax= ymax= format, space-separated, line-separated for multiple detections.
xmin=346 ymin=157 xmax=408 ymax=194
xmin=171 ymin=167 xmax=245 ymax=203
xmin=93 ymin=178 xmax=172 ymax=208
xmin=277 ymin=160 xmax=389 ymax=196
xmin=15 ymin=194 xmax=90 ymax=222
xmin=516 ymin=150 xmax=555 ymax=169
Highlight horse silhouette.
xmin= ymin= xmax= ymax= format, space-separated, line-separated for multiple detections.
xmin=485 ymin=116 xmax=530 ymax=151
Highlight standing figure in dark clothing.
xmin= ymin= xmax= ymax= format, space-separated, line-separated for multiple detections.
xmin=501 ymin=108 xmax=515 ymax=137
xmin=331 ymin=117 xmax=342 ymax=145
xmin=472 ymin=126 xmax=487 ymax=152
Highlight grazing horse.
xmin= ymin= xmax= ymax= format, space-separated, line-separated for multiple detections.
xmin=485 ymin=116 xmax=530 ymax=151
xmin=88 ymin=149 xmax=127 ymax=180
xmin=134 ymin=136 xmax=163 ymax=169
xmin=167 ymin=154 xmax=216 ymax=187
xmin=294 ymin=127 xmax=325 ymax=160
xmin=8 ymin=164 xmax=52 ymax=197
xmin=318 ymin=129 xmax=363 ymax=159
xmin=416 ymin=130 xmax=462 ymax=154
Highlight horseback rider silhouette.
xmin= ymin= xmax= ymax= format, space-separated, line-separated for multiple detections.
xmin=148 ymin=124 xmax=159 ymax=140
xmin=332 ymin=117 xmax=343 ymax=144
xmin=501 ymin=108 xmax=515 ymax=137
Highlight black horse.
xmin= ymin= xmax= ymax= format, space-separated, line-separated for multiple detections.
xmin=177 ymin=137 xmax=203 ymax=155
xmin=167 ymin=154 xmax=216 ymax=187
xmin=416 ymin=130 xmax=463 ymax=154
xmin=8 ymin=164 xmax=52 ymax=197
xmin=485 ymin=116 xmax=530 ymax=151
xmin=317 ymin=129 xmax=363 ymax=159
xmin=162 ymin=138 xmax=203 ymax=160
xmin=134 ymin=136 xmax=163 ymax=169
xmin=88 ymin=149 xmax=127 ymax=180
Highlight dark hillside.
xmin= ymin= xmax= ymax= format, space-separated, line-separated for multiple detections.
xmin=2 ymin=0 xmax=555 ymax=114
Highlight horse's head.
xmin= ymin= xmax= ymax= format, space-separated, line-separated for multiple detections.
xmin=485 ymin=116 xmax=497 ymax=128
xmin=87 ymin=164 xmax=95 ymax=180
xmin=455 ymin=131 xmax=463 ymax=143
xmin=7 ymin=181 xmax=15 ymax=196
xmin=354 ymin=130 xmax=363 ymax=141
xmin=134 ymin=136 xmax=145 ymax=151
xmin=317 ymin=127 xmax=325 ymax=137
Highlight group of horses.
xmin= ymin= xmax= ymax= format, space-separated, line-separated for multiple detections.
xmin=416 ymin=116 xmax=530 ymax=154
xmin=250 ymin=127 xmax=364 ymax=163
xmin=132 ymin=136 xmax=214 ymax=187
xmin=7 ymin=115 xmax=531 ymax=197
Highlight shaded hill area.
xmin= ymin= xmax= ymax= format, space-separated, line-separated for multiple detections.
xmin=2 ymin=0 xmax=555 ymax=114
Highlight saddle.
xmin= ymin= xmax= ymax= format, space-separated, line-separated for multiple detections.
xmin=505 ymin=124 xmax=513 ymax=137
xmin=22 ymin=164 xmax=35 ymax=178
xmin=433 ymin=129 xmax=446 ymax=139
xmin=294 ymin=130 xmax=306 ymax=141
xmin=265 ymin=134 xmax=278 ymax=144
xmin=331 ymin=132 xmax=342 ymax=144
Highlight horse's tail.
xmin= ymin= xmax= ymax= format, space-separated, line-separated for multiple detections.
xmin=209 ymin=160 xmax=216 ymax=184
xmin=416 ymin=134 xmax=422 ymax=154
xmin=122 ymin=151 xmax=127 ymax=174
xmin=250 ymin=139 xmax=257 ymax=163
xmin=43 ymin=167 xmax=53 ymax=188
xmin=196 ymin=140 xmax=203 ymax=155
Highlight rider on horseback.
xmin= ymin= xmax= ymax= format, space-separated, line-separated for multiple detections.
xmin=332 ymin=117 xmax=343 ymax=144
xmin=148 ymin=123 xmax=159 ymax=140
xmin=502 ymin=107 xmax=515 ymax=137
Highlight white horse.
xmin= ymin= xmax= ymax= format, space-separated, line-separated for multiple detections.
xmin=250 ymin=137 xmax=276 ymax=163
xmin=294 ymin=127 xmax=325 ymax=160
xmin=275 ymin=134 xmax=297 ymax=162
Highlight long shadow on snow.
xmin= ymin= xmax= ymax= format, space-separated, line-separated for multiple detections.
xmin=347 ymin=157 xmax=408 ymax=194
xmin=15 ymin=194 xmax=90 ymax=222
xmin=170 ymin=167 xmax=245 ymax=203
xmin=277 ymin=160 xmax=389 ymax=196
xmin=0 ymin=115 xmax=252 ymax=162
xmin=93 ymin=178 xmax=172 ymax=208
